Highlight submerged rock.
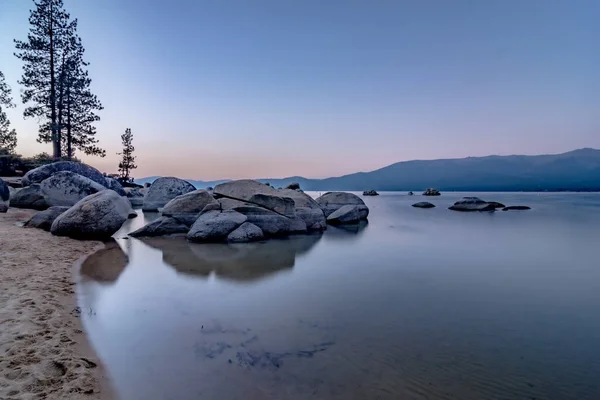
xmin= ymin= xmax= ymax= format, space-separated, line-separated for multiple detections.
xmin=9 ymin=184 xmax=49 ymax=210
xmin=363 ymin=190 xmax=379 ymax=196
xmin=51 ymin=190 xmax=132 ymax=240
xmin=22 ymin=161 xmax=106 ymax=187
xmin=130 ymin=216 xmax=189 ymax=237
xmin=40 ymin=171 xmax=106 ymax=207
xmin=315 ymin=192 xmax=369 ymax=220
xmin=248 ymin=193 xmax=296 ymax=217
xmin=161 ymin=190 xmax=219 ymax=225
xmin=449 ymin=197 xmax=496 ymax=212
xmin=412 ymin=202 xmax=435 ymax=208
xmin=142 ymin=177 xmax=196 ymax=211
xmin=423 ymin=188 xmax=441 ymax=196
xmin=24 ymin=206 xmax=70 ymax=231
xmin=226 ymin=222 xmax=264 ymax=243
xmin=187 ymin=210 xmax=247 ymax=242
xmin=502 ymin=206 xmax=531 ymax=211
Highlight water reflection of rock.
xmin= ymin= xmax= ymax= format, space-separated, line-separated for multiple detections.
xmin=80 ymin=240 xmax=128 ymax=282
xmin=140 ymin=233 xmax=323 ymax=282
xmin=323 ymin=220 xmax=368 ymax=241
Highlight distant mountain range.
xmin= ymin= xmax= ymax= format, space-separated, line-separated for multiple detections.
xmin=135 ymin=148 xmax=600 ymax=192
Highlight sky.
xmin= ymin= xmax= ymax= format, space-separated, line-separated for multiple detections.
xmin=0 ymin=0 xmax=598 ymax=179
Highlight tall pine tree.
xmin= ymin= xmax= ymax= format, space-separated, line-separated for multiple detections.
xmin=117 ymin=128 xmax=137 ymax=183
xmin=0 ymin=71 xmax=17 ymax=154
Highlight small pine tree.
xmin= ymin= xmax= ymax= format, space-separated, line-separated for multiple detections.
xmin=0 ymin=71 xmax=17 ymax=154
xmin=117 ymin=128 xmax=137 ymax=183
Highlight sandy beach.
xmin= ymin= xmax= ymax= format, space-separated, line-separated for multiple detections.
xmin=0 ymin=208 xmax=112 ymax=399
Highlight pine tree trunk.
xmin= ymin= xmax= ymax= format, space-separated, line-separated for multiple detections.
xmin=49 ymin=1 xmax=60 ymax=159
xmin=66 ymin=89 xmax=72 ymax=160
xmin=57 ymin=54 xmax=66 ymax=156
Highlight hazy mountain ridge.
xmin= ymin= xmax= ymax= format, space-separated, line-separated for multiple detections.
xmin=136 ymin=148 xmax=600 ymax=192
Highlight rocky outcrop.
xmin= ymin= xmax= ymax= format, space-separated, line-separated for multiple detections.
xmin=129 ymin=216 xmax=189 ymax=237
xmin=315 ymin=192 xmax=369 ymax=220
xmin=326 ymin=205 xmax=363 ymax=225
xmin=226 ymin=222 xmax=264 ymax=243
xmin=295 ymin=207 xmax=327 ymax=231
xmin=24 ymin=206 xmax=69 ymax=231
xmin=248 ymin=193 xmax=296 ymax=217
xmin=502 ymin=206 xmax=531 ymax=211
xmin=22 ymin=161 xmax=106 ymax=187
xmin=214 ymin=180 xmax=278 ymax=202
xmin=142 ymin=177 xmax=196 ymax=211
xmin=104 ymin=177 xmax=126 ymax=196
xmin=423 ymin=188 xmax=441 ymax=196
xmin=51 ymin=190 xmax=132 ymax=239
xmin=187 ymin=210 xmax=247 ymax=242
xmin=0 ymin=178 xmax=9 ymax=202
xmin=161 ymin=190 xmax=219 ymax=225
xmin=9 ymin=184 xmax=49 ymax=210
xmin=448 ymin=197 xmax=496 ymax=212
xmin=363 ymin=190 xmax=379 ymax=196
xmin=40 ymin=171 xmax=106 ymax=207
xmin=285 ymin=182 xmax=300 ymax=190
xmin=412 ymin=202 xmax=435 ymax=208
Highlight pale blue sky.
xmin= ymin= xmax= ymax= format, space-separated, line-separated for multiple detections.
xmin=0 ymin=0 xmax=598 ymax=179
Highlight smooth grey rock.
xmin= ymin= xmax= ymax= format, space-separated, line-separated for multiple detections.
xmin=295 ymin=207 xmax=326 ymax=231
xmin=22 ymin=161 xmax=106 ymax=187
xmin=449 ymin=197 xmax=496 ymax=212
xmin=248 ymin=193 xmax=296 ymax=217
xmin=124 ymin=187 xmax=143 ymax=198
xmin=218 ymin=197 xmax=251 ymax=210
xmin=316 ymin=192 xmax=369 ymax=219
xmin=0 ymin=203 xmax=7 ymax=213
xmin=142 ymin=177 xmax=196 ymax=211
xmin=130 ymin=216 xmax=189 ymax=237
xmin=0 ymin=178 xmax=9 ymax=201
xmin=187 ymin=210 xmax=247 ymax=242
xmin=278 ymin=189 xmax=320 ymax=209
xmin=9 ymin=184 xmax=49 ymax=210
xmin=105 ymin=177 xmax=126 ymax=196
xmin=40 ymin=171 xmax=106 ymax=207
xmin=129 ymin=197 xmax=144 ymax=207
xmin=24 ymin=206 xmax=69 ymax=231
xmin=51 ymin=191 xmax=131 ymax=240
xmin=200 ymin=202 xmax=222 ymax=213
xmin=502 ymin=206 xmax=531 ymax=211
xmin=363 ymin=190 xmax=379 ymax=196
xmin=144 ymin=182 xmax=151 ymax=188
xmin=213 ymin=179 xmax=279 ymax=201
xmin=226 ymin=222 xmax=264 ymax=243
xmin=423 ymin=188 xmax=441 ymax=196
xmin=285 ymin=182 xmax=300 ymax=190
xmin=162 ymin=190 xmax=219 ymax=225
xmin=326 ymin=204 xmax=362 ymax=225
xmin=412 ymin=202 xmax=435 ymax=208
xmin=233 ymin=205 xmax=296 ymax=236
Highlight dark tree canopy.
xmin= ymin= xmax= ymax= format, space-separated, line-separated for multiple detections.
xmin=0 ymin=71 xmax=17 ymax=154
xmin=118 ymin=128 xmax=137 ymax=183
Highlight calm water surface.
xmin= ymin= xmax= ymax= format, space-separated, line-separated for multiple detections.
xmin=77 ymin=192 xmax=600 ymax=400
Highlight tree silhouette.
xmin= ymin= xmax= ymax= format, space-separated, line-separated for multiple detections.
xmin=117 ymin=128 xmax=137 ymax=183
xmin=0 ymin=71 xmax=17 ymax=154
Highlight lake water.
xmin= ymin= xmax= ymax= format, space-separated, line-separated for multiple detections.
xmin=76 ymin=192 xmax=600 ymax=400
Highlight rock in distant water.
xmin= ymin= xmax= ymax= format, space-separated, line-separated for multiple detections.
xmin=104 ymin=177 xmax=126 ymax=196
xmin=412 ymin=202 xmax=435 ymax=208
xmin=502 ymin=206 xmax=531 ymax=211
xmin=408 ymin=191 xmax=414 ymax=196
xmin=226 ymin=222 xmax=264 ymax=243
xmin=24 ymin=206 xmax=69 ymax=231
xmin=142 ymin=177 xmax=196 ymax=211
xmin=129 ymin=216 xmax=189 ymax=237
xmin=449 ymin=197 xmax=496 ymax=212
xmin=40 ymin=171 xmax=106 ymax=207
xmin=316 ymin=192 xmax=369 ymax=220
xmin=161 ymin=190 xmax=219 ymax=225
xmin=22 ymin=161 xmax=106 ymax=187
xmin=326 ymin=204 xmax=363 ymax=225
xmin=0 ymin=178 xmax=9 ymax=201
xmin=285 ymin=182 xmax=301 ymax=190
xmin=423 ymin=188 xmax=441 ymax=196
xmin=363 ymin=190 xmax=379 ymax=196
xmin=51 ymin=190 xmax=132 ymax=239
xmin=9 ymin=184 xmax=49 ymax=210
xmin=187 ymin=210 xmax=247 ymax=242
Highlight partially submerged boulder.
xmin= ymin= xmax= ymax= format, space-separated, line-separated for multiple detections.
xmin=22 ymin=161 xmax=106 ymax=187
xmin=129 ymin=216 xmax=189 ymax=237
xmin=449 ymin=197 xmax=496 ymax=212
xmin=24 ymin=206 xmax=70 ymax=231
xmin=142 ymin=177 xmax=196 ymax=211
xmin=104 ymin=177 xmax=126 ymax=196
xmin=187 ymin=210 xmax=247 ymax=242
xmin=503 ymin=206 xmax=531 ymax=211
xmin=214 ymin=179 xmax=278 ymax=202
xmin=51 ymin=190 xmax=132 ymax=240
xmin=316 ymin=192 xmax=369 ymax=220
xmin=161 ymin=190 xmax=219 ymax=225
xmin=40 ymin=171 xmax=106 ymax=207
xmin=226 ymin=222 xmax=264 ymax=243
xmin=9 ymin=184 xmax=49 ymax=210
xmin=363 ymin=190 xmax=379 ymax=196
xmin=326 ymin=205 xmax=363 ymax=225
xmin=412 ymin=202 xmax=435 ymax=208
xmin=230 ymin=205 xmax=297 ymax=236
xmin=423 ymin=188 xmax=441 ymax=196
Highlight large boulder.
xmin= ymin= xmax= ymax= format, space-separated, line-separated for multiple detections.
xmin=326 ymin=205 xmax=363 ymax=225
xmin=214 ymin=179 xmax=278 ymax=201
xmin=234 ymin=205 xmax=299 ymax=236
xmin=124 ymin=187 xmax=143 ymax=198
xmin=187 ymin=210 xmax=247 ymax=242
xmin=449 ymin=197 xmax=496 ymax=212
xmin=0 ymin=203 xmax=7 ymax=213
xmin=9 ymin=184 xmax=49 ymax=210
xmin=412 ymin=202 xmax=435 ymax=208
xmin=316 ymin=192 xmax=369 ymax=219
xmin=278 ymin=188 xmax=326 ymax=230
xmin=142 ymin=177 xmax=196 ymax=211
xmin=40 ymin=171 xmax=106 ymax=207
xmin=129 ymin=216 xmax=189 ymax=237
xmin=104 ymin=177 xmax=126 ymax=196
xmin=248 ymin=193 xmax=295 ymax=217
xmin=50 ymin=190 xmax=132 ymax=239
xmin=161 ymin=190 xmax=219 ymax=225
xmin=0 ymin=178 xmax=9 ymax=201
xmin=22 ymin=161 xmax=106 ymax=187
xmin=226 ymin=222 xmax=264 ymax=243
xmin=24 ymin=206 xmax=70 ymax=231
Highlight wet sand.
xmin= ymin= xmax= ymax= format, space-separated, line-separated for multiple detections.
xmin=0 ymin=209 xmax=113 ymax=399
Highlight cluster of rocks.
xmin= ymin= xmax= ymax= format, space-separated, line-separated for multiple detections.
xmin=363 ymin=190 xmax=379 ymax=196
xmin=411 ymin=196 xmax=530 ymax=212
xmin=422 ymin=188 xmax=441 ymax=196
xmin=131 ymin=179 xmax=369 ymax=243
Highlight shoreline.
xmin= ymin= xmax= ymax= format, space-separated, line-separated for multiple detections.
xmin=0 ymin=209 xmax=113 ymax=400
